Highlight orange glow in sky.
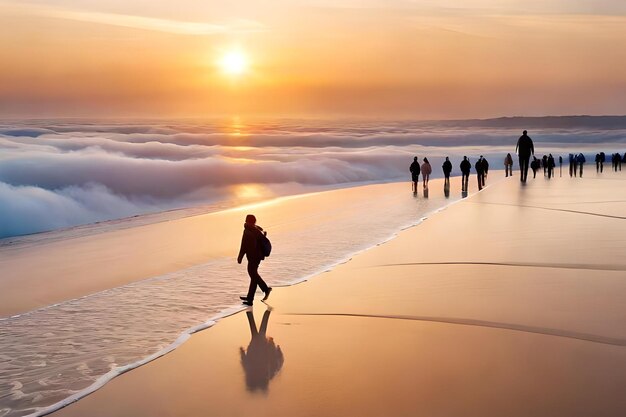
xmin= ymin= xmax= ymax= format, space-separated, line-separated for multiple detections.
xmin=0 ymin=1 xmax=625 ymax=119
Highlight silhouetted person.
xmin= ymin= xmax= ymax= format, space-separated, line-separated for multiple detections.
xmin=619 ymin=154 xmax=623 ymax=171
xmin=240 ymin=309 xmax=284 ymax=392
xmin=559 ymin=155 xmax=563 ymax=177
xmin=238 ymin=214 xmax=272 ymax=306
xmin=475 ymin=156 xmax=485 ymax=190
xmin=504 ymin=153 xmax=513 ymax=177
xmin=568 ymin=154 xmax=574 ymax=177
xmin=530 ymin=157 xmax=539 ymax=178
xmin=516 ymin=130 xmax=534 ymax=183
xmin=541 ymin=155 xmax=548 ymax=176
xmin=595 ymin=153 xmax=601 ymax=173
xmin=483 ymin=156 xmax=489 ymax=178
xmin=547 ymin=154 xmax=555 ymax=179
xmin=409 ymin=156 xmax=420 ymax=193
xmin=577 ymin=153 xmax=586 ymax=177
xmin=573 ymin=154 xmax=578 ymax=177
xmin=600 ymin=152 xmax=605 ymax=173
xmin=442 ymin=157 xmax=452 ymax=185
xmin=460 ymin=156 xmax=471 ymax=191
xmin=421 ymin=157 xmax=432 ymax=189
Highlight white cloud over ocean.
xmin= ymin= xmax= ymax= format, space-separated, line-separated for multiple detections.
xmin=0 ymin=119 xmax=624 ymax=238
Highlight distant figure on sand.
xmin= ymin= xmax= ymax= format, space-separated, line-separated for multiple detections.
xmin=569 ymin=153 xmax=575 ymax=177
xmin=421 ymin=158 xmax=432 ymax=188
xmin=600 ymin=152 xmax=606 ymax=173
xmin=559 ymin=155 xmax=563 ymax=177
xmin=547 ymin=154 xmax=555 ymax=179
xmin=409 ymin=157 xmax=420 ymax=193
xmin=238 ymin=214 xmax=272 ymax=306
xmin=460 ymin=156 xmax=471 ymax=191
xmin=515 ymin=130 xmax=534 ymax=183
xmin=240 ymin=309 xmax=284 ymax=392
xmin=442 ymin=157 xmax=452 ymax=185
xmin=475 ymin=156 xmax=485 ymax=190
xmin=530 ymin=157 xmax=539 ymax=178
xmin=576 ymin=153 xmax=586 ymax=177
xmin=504 ymin=153 xmax=513 ymax=177
xmin=595 ymin=153 xmax=601 ymax=173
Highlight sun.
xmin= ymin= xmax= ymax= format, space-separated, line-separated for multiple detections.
xmin=218 ymin=50 xmax=249 ymax=76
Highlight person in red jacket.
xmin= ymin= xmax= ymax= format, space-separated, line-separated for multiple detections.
xmin=238 ymin=214 xmax=272 ymax=306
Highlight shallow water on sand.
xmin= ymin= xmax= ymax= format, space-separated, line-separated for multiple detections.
xmin=0 ymin=180 xmax=461 ymax=417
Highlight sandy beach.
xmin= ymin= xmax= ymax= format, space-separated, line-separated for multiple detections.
xmin=49 ymin=171 xmax=626 ymax=417
xmin=0 ymin=178 xmax=464 ymax=317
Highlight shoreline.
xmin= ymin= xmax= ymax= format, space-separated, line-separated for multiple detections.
xmin=21 ymin=176 xmax=481 ymax=417
xmin=0 ymin=176 xmax=468 ymax=318
xmin=49 ymin=170 xmax=626 ymax=417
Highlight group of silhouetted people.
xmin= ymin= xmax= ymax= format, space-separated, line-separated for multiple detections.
xmin=593 ymin=152 xmax=625 ymax=173
xmin=409 ymin=130 xmax=625 ymax=193
xmin=411 ymin=155 xmax=492 ymax=194
xmin=409 ymin=157 xmax=433 ymax=193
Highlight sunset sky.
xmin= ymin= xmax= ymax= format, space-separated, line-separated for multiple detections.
xmin=1 ymin=0 xmax=625 ymax=119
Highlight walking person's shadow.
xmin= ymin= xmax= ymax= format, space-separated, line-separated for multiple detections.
xmin=240 ymin=308 xmax=284 ymax=393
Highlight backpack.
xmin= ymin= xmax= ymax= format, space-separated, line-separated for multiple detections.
xmin=259 ymin=232 xmax=272 ymax=257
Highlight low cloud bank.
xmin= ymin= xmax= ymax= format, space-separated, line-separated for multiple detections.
xmin=1 ymin=120 xmax=623 ymax=238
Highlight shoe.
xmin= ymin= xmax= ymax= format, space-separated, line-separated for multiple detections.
xmin=262 ymin=287 xmax=272 ymax=301
xmin=242 ymin=300 xmax=253 ymax=306
xmin=239 ymin=296 xmax=249 ymax=301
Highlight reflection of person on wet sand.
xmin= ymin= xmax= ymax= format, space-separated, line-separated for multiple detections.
xmin=240 ymin=309 xmax=284 ymax=392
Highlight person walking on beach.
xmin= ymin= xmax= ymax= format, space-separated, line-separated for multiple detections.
xmin=238 ymin=214 xmax=272 ymax=306
xmin=542 ymin=155 xmax=548 ymax=177
xmin=547 ymin=154 xmax=555 ymax=179
xmin=504 ymin=153 xmax=513 ymax=177
xmin=442 ymin=157 xmax=452 ymax=185
xmin=475 ymin=156 xmax=485 ymax=190
xmin=576 ymin=153 xmax=586 ymax=177
xmin=483 ymin=157 xmax=489 ymax=178
xmin=460 ymin=156 xmax=471 ymax=191
xmin=516 ymin=130 xmax=534 ymax=183
xmin=530 ymin=157 xmax=539 ymax=178
xmin=598 ymin=152 xmax=603 ymax=172
xmin=595 ymin=153 xmax=601 ymax=173
xmin=421 ymin=158 xmax=432 ymax=189
xmin=568 ymin=154 xmax=574 ymax=177
xmin=559 ymin=155 xmax=563 ymax=177
xmin=410 ymin=156 xmax=420 ymax=193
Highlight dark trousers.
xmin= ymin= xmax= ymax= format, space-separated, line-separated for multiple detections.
xmin=461 ymin=173 xmax=469 ymax=190
xmin=519 ymin=156 xmax=530 ymax=182
xmin=477 ymin=172 xmax=485 ymax=189
xmin=579 ymin=163 xmax=583 ymax=177
xmin=246 ymin=260 xmax=268 ymax=301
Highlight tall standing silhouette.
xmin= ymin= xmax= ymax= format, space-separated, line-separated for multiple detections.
xmin=515 ymin=130 xmax=535 ymax=183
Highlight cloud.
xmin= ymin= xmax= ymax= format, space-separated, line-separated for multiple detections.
xmin=0 ymin=119 xmax=624 ymax=238
xmin=3 ymin=2 xmax=265 ymax=36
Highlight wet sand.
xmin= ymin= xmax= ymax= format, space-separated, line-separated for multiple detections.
xmin=0 ymin=178 xmax=461 ymax=317
xmin=52 ymin=171 xmax=626 ymax=417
